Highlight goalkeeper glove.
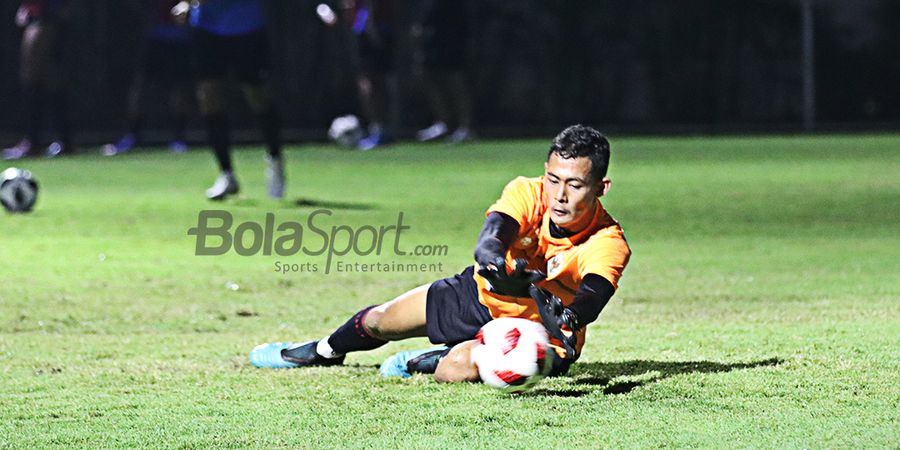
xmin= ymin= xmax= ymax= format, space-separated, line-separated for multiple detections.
xmin=477 ymin=257 xmax=545 ymax=298
xmin=528 ymin=285 xmax=579 ymax=359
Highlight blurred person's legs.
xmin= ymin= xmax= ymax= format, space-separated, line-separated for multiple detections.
xmin=104 ymin=38 xmax=193 ymax=156
xmin=444 ymin=70 xmax=474 ymax=144
xmin=194 ymin=29 xmax=238 ymax=200
xmin=355 ymin=29 xmax=395 ymax=151
xmin=234 ymin=30 xmax=284 ymax=199
xmin=414 ymin=0 xmax=474 ymax=144
xmin=5 ymin=19 xmax=72 ymax=160
xmin=196 ymin=29 xmax=284 ymax=200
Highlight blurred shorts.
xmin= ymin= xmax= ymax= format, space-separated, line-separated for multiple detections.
xmin=193 ymin=29 xmax=270 ymax=84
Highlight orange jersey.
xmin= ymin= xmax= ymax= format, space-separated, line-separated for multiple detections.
xmin=473 ymin=176 xmax=631 ymax=355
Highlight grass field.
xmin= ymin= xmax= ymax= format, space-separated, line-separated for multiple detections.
xmin=1 ymin=135 xmax=898 ymax=447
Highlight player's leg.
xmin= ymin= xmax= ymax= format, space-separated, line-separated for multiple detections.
xmin=416 ymin=69 xmax=450 ymax=142
xmin=195 ymin=30 xmax=237 ymax=200
xmin=355 ymin=31 xmax=395 ymax=151
xmin=445 ymin=69 xmax=475 ymax=144
xmin=165 ymin=38 xmax=193 ymax=153
xmin=167 ymin=85 xmax=190 ymax=153
xmin=40 ymin=20 xmax=71 ymax=158
xmin=379 ymin=266 xmax=493 ymax=379
xmin=235 ymin=30 xmax=284 ymax=199
xmin=5 ymin=21 xmax=47 ymax=159
xmin=433 ymin=340 xmax=479 ymax=383
xmin=250 ymin=284 xmax=429 ymax=369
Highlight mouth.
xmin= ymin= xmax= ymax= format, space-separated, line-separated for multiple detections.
xmin=551 ymin=207 xmax=569 ymax=218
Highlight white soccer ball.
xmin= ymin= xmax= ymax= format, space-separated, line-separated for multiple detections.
xmin=470 ymin=317 xmax=553 ymax=393
xmin=328 ymin=114 xmax=364 ymax=148
xmin=0 ymin=167 xmax=38 ymax=213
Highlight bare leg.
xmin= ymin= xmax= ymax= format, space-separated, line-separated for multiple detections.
xmin=363 ymin=284 xmax=429 ymax=340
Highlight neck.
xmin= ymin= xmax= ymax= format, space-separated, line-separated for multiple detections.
xmin=552 ymin=201 xmax=598 ymax=236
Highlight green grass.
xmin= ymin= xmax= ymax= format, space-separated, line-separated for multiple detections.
xmin=1 ymin=135 xmax=898 ymax=448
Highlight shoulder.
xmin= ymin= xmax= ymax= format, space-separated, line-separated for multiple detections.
xmin=575 ymin=222 xmax=631 ymax=262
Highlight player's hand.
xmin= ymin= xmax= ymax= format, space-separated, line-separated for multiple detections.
xmin=477 ymin=257 xmax=545 ymax=298
xmin=528 ymin=285 xmax=578 ymax=359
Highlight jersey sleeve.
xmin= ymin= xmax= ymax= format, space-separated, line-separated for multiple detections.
xmin=576 ymin=226 xmax=631 ymax=289
xmin=486 ymin=176 xmax=540 ymax=227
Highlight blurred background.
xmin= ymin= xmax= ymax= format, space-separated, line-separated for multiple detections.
xmin=0 ymin=0 xmax=897 ymax=146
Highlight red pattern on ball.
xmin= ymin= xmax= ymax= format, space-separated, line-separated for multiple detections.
xmin=494 ymin=370 xmax=527 ymax=386
xmin=501 ymin=327 xmax=521 ymax=355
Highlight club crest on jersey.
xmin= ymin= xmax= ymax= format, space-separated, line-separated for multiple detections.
xmin=547 ymin=254 xmax=564 ymax=277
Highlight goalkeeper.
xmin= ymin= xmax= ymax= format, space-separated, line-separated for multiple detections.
xmin=251 ymin=125 xmax=631 ymax=382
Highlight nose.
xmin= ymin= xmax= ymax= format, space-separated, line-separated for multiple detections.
xmin=554 ymin=184 xmax=567 ymax=204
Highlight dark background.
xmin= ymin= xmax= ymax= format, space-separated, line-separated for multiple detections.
xmin=0 ymin=0 xmax=897 ymax=143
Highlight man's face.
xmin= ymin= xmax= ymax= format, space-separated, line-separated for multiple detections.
xmin=542 ymin=153 xmax=608 ymax=228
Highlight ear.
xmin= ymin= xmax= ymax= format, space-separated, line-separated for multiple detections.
xmin=597 ymin=177 xmax=612 ymax=197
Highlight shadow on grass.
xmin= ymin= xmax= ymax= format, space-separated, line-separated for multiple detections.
xmin=533 ymin=357 xmax=782 ymax=398
xmin=293 ymin=198 xmax=375 ymax=211
xmin=227 ymin=197 xmax=374 ymax=210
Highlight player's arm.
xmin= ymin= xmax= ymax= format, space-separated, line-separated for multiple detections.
xmin=473 ymin=211 xmax=519 ymax=269
xmin=566 ymin=274 xmax=616 ymax=329
xmin=473 ymin=212 xmax=545 ymax=297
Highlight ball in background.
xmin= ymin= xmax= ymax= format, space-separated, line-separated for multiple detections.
xmin=0 ymin=167 xmax=39 ymax=213
xmin=328 ymin=114 xmax=365 ymax=148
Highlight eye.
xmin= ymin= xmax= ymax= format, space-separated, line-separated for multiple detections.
xmin=548 ymin=178 xmax=559 ymax=185
xmin=570 ymin=184 xmax=583 ymax=190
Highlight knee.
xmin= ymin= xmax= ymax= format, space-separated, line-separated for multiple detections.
xmin=434 ymin=341 xmax=479 ymax=383
xmin=362 ymin=307 xmax=387 ymax=340
xmin=197 ymin=81 xmax=225 ymax=115
xmin=241 ymin=84 xmax=271 ymax=113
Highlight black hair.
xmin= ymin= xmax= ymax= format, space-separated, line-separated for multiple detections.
xmin=547 ymin=124 xmax=610 ymax=180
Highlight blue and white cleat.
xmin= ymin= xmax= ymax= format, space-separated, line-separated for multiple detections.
xmin=250 ymin=340 xmax=345 ymax=369
xmin=249 ymin=342 xmax=301 ymax=369
xmin=379 ymin=347 xmax=447 ymax=378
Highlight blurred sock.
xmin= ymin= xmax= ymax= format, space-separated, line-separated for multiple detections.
xmin=255 ymin=107 xmax=282 ymax=159
xmin=205 ymin=113 xmax=232 ymax=173
xmin=50 ymin=91 xmax=71 ymax=150
xmin=24 ymin=85 xmax=44 ymax=145
xmin=171 ymin=114 xmax=186 ymax=143
xmin=128 ymin=115 xmax=143 ymax=144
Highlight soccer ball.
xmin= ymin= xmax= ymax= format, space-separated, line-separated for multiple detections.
xmin=0 ymin=167 xmax=39 ymax=213
xmin=470 ymin=317 xmax=553 ymax=393
xmin=328 ymin=114 xmax=364 ymax=148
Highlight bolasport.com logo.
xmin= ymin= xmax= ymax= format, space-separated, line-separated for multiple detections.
xmin=187 ymin=209 xmax=448 ymax=274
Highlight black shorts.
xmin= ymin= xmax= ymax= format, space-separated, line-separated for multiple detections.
xmin=426 ymin=266 xmax=572 ymax=377
xmin=426 ymin=266 xmax=490 ymax=347
xmin=142 ymin=38 xmax=193 ymax=86
xmin=193 ymin=29 xmax=270 ymax=84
